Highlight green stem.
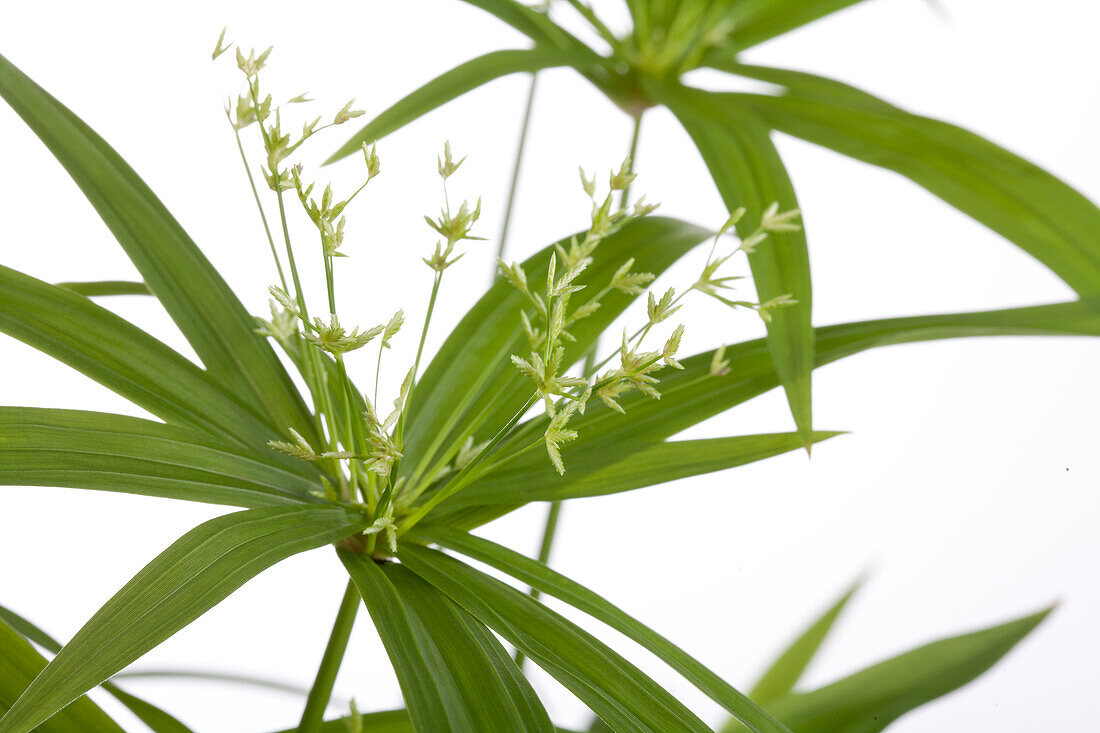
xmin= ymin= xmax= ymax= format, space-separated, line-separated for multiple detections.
xmin=399 ymin=394 xmax=538 ymax=532
xmin=397 ymin=270 xmax=442 ymax=448
xmin=493 ymin=73 xmax=539 ymax=281
xmin=297 ymin=580 xmax=360 ymax=733
xmin=619 ymin=113 xmax=644 ymax=212
xmin=233 ymin=127 xmax=288 ymax=292
xmin=515 ymin=500 xmax=562 ymax=667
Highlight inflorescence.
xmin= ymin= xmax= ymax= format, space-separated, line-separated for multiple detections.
xmin=213 ymin=30 xmax=800 ymax=556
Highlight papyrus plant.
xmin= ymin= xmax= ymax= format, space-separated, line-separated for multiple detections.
xmin=1 ymin=13 xmax=1098 ymax=733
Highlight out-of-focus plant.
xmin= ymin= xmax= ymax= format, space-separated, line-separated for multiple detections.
xmin=0 ymin=5 xmax=1097 ymax=731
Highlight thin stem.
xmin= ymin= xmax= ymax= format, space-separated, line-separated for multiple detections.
xmin=297 ymin=580 xmax=360 ymax=733
xmin=520 ymin=115 xmax=645 ymax=653
xmin=493 ymin=73 xmax=539 ymax=283
xmin=619 ymin=113 xmax=643 ymax=212
xmin=396 ymin=271 xmax=442 ymax=448
xmin=399 ymin=394 xmax=538 ymax=532
xmin=114 ymin=670 xmax=319 ymax=699
xmin=515 ymin=500 xmax=561 ymax=668
xmin=233 ymin=127 xmax=288 ymax=291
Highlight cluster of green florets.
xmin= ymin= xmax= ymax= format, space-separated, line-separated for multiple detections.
xmin=214 ymin=27 xmax=800 ymax=544
xmin=501 ymin=163 xmax=801 ymax=474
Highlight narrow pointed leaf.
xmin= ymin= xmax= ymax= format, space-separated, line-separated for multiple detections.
xmin=112 ymin=669 xmax=313 ymax=697
xmin=385 ymin=563 xmax=554 ymax=732
xmin=705 ymin=62 xmax=1100 ymax=295
xmin=0 ymin=506 xmax=365 ymax=733
xmin=456 ymin=0 xmax=590 ymax=50
xmin=399 ymin=544 xmax=714 ymax=733
xmin=726 ymin=1 xmax=874 ymax=51
xmin=409 ymin=528 xmax=792 ymax=733
xmin=442 ymin=299 xmax=1100 ymax=530
xmin=271 ymin=709 xmax=413 ymax=733
xmin=0 ymin=408 xmax=322 ymax=507
xmin=722 ymin=608 xmax=1052 ymax=733
xmin=327 ymin=48 xmax=600 ymax=163
xmin=653 ymin=80 xmax=814 ymax=444
xmin=0 ymin=52 xmax=317 ymax=441
xmin=750 ymin=580 xmax=861 ymax=705
xmin=271 ymin=710 xmax=587 ymax=733
xmin=0 ymin=604 xmax=193 ymax=733
xmin=339 ymin=554 xmax=558 ymax=732
xmin=445 ymin=431 xmax=840 ymax=508
xmin=56 ymin=280 xmax=152 ymax=296
xmin=0 ymin=265 xmax=286 ymax=450
xmin=0 ymin=619 xmax=125 ymax=733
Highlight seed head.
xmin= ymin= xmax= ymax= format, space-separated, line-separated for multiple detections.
xmin=334 ymin=99 xmax=365 ymax=125
xmin=236 ymin=46 xmax=273 ymax=77
xmin=760 ymin=202 xmax=802 ymax=233
xmin=212 ymin=27 xmax=232 ymax=61
xmin=268 ymin=428 xmax=318 ymax=460
xmin=437 ymin=140 xmax=466 ymax=180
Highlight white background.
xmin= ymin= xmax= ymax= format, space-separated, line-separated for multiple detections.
xmin=1 ymin=0 xmax=1098 ymax=730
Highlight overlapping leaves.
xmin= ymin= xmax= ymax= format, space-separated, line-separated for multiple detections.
xmin=1 ymin=6 xmax=1096 ymax=729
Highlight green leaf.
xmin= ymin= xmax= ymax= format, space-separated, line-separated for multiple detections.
xmin=0 ymin=506 xmax=365 ymax=733
xmin=0 ymin=265 xmax=286 ymax=450
xmin=441 ymin=298 xmax=1100 ymax=530
xmin=0 ymin=603 xmax=194 ymax=733
xmin=409 ymin=528 xmax=792 ymax=733
xmin=298 ymin=581 xmax=360 ymax=733
xmin=399 ymin=544 xmax=713 ymax=733
xmin=56 ymin=280 xmax=152 ymax=296
xmin=326 ymin=48 xmax=600 ymax=163
xmin=445 ymin=431 xmax=840 ymax=508
xmin=0 ymin=52 xmax=317 ymax=442
xmin=400 ymin=216 xmax=711 ymax=496
xmin=112 ymin=669 xmax=313 ymax=697
xmin=455 ymin=0 xmax=589 ymax=50
xmin=651 ymin=80 xmax=814 ymax=446
xmin=271 ymin=709 xmax=414 ymax=733
xmin=0 ymin=618 xmax=126 ymax=733
xmin=271 ymin=710 xmax=588 ymax=733
xmin=341 ymin=550 xmax=552 ymax=732
xmin=0 ymin=407 xmax=322 ymax=507
xmin=722 ymin=608 xmax=1052 ymax=733
xmin=704 ymin=61 xmax=1100 ymax=296
xmin=749 ymin=580 xmax=861 ymax=705
xmin=386 ymin=563 xmax=554 ymax=732
xmin=725 ymin=1 xmax=874 ymax=51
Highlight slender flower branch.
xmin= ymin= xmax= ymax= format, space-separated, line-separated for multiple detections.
xmin=493 ymin=73 xmax=539 ymax=283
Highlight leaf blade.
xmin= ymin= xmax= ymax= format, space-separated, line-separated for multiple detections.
xmin=726 ymin=1 xmax=874 ymax=51
xmin=399 ymin=544 xmax=713 ymax=733
xmin=0 ymin=265 xmax=283 ymax=450
xmin=326 ymin=48 xmax=600 ymax=163
xmin=0 ymin=603 xmax=194 ymax=733
xmin=446 ymin=431 xmax=840 ymax=508
xmin=56 ymin=280 xmax=152 ymax=296
xmin=0 ymin=407 xmax=322 ymax=507
xmin=706 ymin=62 xmax=1100 ymax=295
xmin=442 ymin=299 xmax=1100 ymax=530
xmin=410 ymin=528 xmax=792 ymax=733
xmin=723 ymin=608 xmax=1052 ymax=733
xmin=0 ymin=506 xmax=365 ymax=733
xmin=339 ymin=551 xmax=476 ymax=732
xmin=749 ymin=580 xmax=861 ymax=705
xmin=0 ymin=619 xmax=126 ymax=733
xmin=652 ymin=80 xmax=815 ymax=445
xmin=0 ymin=51 xmax=316 ymax=440
xmin=385 ymin=563 xmax=555 ymax=733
